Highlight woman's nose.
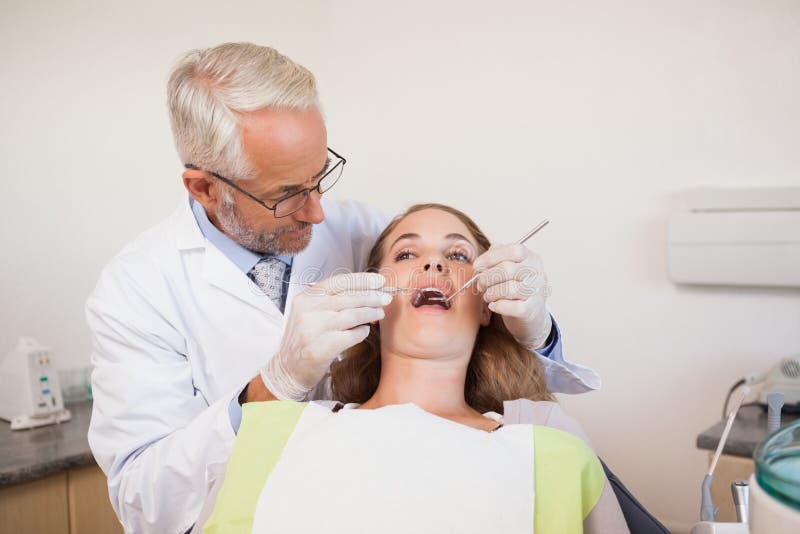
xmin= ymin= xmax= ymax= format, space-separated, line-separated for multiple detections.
xmin=423 ymin=260 xmax=446 ymax=273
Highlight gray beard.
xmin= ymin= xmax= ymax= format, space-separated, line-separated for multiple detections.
xmin=216 ymin=198 xmax=312 ymax=256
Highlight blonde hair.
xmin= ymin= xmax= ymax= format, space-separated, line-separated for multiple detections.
xmin=330 ymin=203 xmax=554 ymax=414
xmin=167 ymin=42 xmax=319 ymax=180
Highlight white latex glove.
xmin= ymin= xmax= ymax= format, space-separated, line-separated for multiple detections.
xmin=261 ymin=272 xmax=391 ymax=400
xmin=473 ymin=244 xmax=553 ymax=350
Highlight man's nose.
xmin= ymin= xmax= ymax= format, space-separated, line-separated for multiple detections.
xmin=293 ymin=191 xmax=325 ymax=224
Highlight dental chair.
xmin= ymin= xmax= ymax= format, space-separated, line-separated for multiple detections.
xmin=601 ymin=459 xmax=671 ymax=534
xmin=503 ymin=399 xmax=669 ymax=533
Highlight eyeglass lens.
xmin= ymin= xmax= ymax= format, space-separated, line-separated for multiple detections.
xmin=273 ymin=161 xmax=344 ymax=217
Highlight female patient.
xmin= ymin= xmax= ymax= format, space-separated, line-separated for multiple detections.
xmin=204 ymin=204 xmax=628 ymax=534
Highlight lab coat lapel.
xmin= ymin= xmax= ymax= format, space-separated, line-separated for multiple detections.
xmin=173 ymin=197 xmax=281 ymax=317
xmin=202 ymin=244 xmax=280 ymax=317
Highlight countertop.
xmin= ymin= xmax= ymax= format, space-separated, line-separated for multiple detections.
xmin=0 ymin=401 xmax=96 ymax=486
xmin=696 ymin=403 xmax=799 ymax=458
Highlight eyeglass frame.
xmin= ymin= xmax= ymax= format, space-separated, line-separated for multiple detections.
xmin=184 ymin=147 xmax=346 ymax=218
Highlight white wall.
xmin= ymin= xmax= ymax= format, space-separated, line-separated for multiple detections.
xmin=2 ymin=1 xmax=799 ymax=530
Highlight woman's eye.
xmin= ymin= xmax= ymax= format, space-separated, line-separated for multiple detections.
xmin=446 ymin=250 xmax=471 ymax=263
xmin=394 ymin=249 xmax=416 ymax=261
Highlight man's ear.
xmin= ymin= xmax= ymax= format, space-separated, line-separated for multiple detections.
xmin=182 ymin=168 xmax=219 ymax=212
xmin=480 ymin=300 xmax=492 ymax=327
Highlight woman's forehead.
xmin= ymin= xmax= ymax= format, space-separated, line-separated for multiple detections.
xmin=388 ymin=208 xmax=477 ymax=246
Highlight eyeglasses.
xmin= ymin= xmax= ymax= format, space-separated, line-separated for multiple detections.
xmin=185 ymin=147 xmax=346 ymax=218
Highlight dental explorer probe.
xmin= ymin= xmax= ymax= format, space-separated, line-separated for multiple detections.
xmin=700 ymin=386 xmax=750 ymax=522
xmin=442 ymin=219 xmax=550 ymax=303
xmin=284 ymin=219 xmax=548 ymax=298
xmin=283 ymin=280 xmax=414 ymax=294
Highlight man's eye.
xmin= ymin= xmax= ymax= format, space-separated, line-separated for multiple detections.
xmin=276 ymin=189 xmax=301 ymax=200
xmin=394 ymin=250 xmax=415 ymax=261
xmin=263 ymin=192 xmax=292 ymax=203
xmin=446 ymin=250 xmax=471 ymax=263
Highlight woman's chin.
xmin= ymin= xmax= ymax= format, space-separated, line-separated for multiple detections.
xmin=396 ymin=333 xmax=473 ymax=359
xmin=381 ymin=314 xmax=478 ymax=358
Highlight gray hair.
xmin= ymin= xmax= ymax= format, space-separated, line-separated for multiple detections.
xmin=167 ymin=42 xmax=319 ymax=180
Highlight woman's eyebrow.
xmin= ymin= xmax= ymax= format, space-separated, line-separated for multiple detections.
xmin=444 ymin=233 xmax=473 ymax=244
xmin=389 ymin=232 xmax=477 ymax=252
xmin=389 ymin=233 xmax=420 ymax=249
xmin=444 ymin=233 xmax=479 ymax=251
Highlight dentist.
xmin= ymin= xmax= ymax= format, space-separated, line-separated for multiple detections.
xmin=86 ymin=42 xmax=599 ymax=533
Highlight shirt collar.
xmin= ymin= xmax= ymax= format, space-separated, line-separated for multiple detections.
xmin=190 ymin=196 xmax=293 ymax=274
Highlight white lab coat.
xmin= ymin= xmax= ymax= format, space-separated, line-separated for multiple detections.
xmin=87 ymin=197 xmax=599 ymax=533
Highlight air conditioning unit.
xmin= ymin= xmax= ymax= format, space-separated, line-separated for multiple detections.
xmin=668 ymin=187 xmax=800 ymax=288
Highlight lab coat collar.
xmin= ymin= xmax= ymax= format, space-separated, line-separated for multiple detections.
xmin=175 ymin=196 xmax=206 ymax=251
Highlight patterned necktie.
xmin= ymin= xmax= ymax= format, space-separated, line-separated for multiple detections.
xmin=250 ymin=257 xmax=287 ymax=312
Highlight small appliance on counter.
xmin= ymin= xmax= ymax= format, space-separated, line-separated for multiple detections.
xmin=758 ymin=358 xmax=800 ymax=406
xmin=0 ymin=337 xmax=71 ymax=430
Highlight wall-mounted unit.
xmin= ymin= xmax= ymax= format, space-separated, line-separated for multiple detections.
xmin=668 ymin=187 xmax=800 ymax=288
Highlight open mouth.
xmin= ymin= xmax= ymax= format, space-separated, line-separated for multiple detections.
xmin=411 ymin=287 xmax=451 ymax=310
